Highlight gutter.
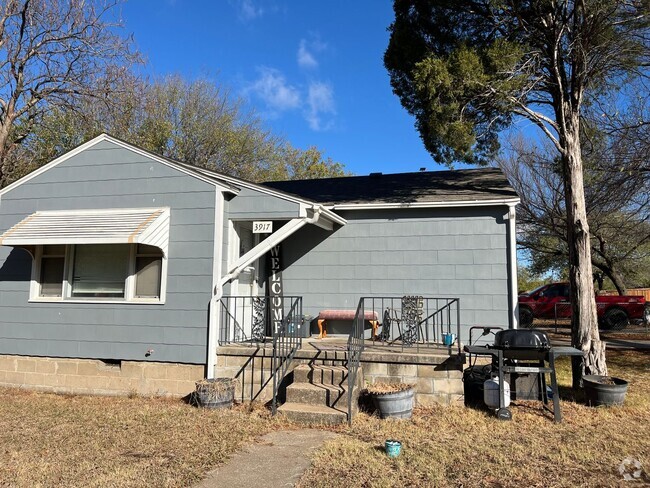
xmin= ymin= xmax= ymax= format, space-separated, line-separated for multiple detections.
xmin=507 ymin=203 xmax=519 ymax=329
xmin=206 ymin=190 xmax=226 ymax=379
xmin=205 ymin=205 xmax=326 ymax=379
xmin=328 ymin=198 xmax=521 ymax=211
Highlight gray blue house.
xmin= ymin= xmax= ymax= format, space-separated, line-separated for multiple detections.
xmin=0 ymin=134 xmax=519 ymax=417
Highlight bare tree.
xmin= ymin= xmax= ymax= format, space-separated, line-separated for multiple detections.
xmin=499 ymin=134 xmax=650 ymax=295
xmin=15 ymin=75 xmax=348 ymax=183
xmin=0 ymin=0 xmax=137 ymax=183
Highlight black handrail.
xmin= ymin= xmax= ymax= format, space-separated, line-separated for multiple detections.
xmin=271 ymin=296 xmax=303 ymax=415
xmin=218 ymin=295 xmax=303 ymax=414
xmin=347 ymin=298 xmax=365 ymax=425
xmin=359 ymin=296 xmax=462 ymax=354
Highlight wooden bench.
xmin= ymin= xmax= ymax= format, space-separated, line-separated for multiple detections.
xmin=317 ymin=310 xmax=379 ymax=339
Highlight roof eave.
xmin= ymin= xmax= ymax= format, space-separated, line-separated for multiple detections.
xmin=327 ymin=197 xmax=520 ymax=211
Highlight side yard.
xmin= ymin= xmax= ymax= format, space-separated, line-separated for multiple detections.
xmin=299 ymin=350 xmax=650 ymax=487
xmin=1 ymin=350 xmax=648 ymax=487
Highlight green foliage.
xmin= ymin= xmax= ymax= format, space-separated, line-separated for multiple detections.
xmin=9 ymin=76 xmax=348 ymax=185
xmin=384 ymin=1 xmax=650 ymax=165
xmin=517 ymin=265 xmax=550 ymax=294
xmin=398 ymin=38 xmax=524 ymax=165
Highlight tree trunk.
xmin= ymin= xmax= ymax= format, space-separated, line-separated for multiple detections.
xmin=562 ymin=114 xmax=607 ymax=389
xmin=593 ymin=262 xmax=627 ymax=296
xmin=607 ymin=268 xmax=627 ymax=296
xmin=0 ymin=120 xmax=13 ymax=184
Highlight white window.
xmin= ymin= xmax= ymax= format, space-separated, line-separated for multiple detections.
xmin=71 ymin=244 xmax=130 ymax=298
xmin=31 ymin=244 xmax=166 ymax=303
xmin=134 ymin=244 xmax=163 ymax=299
xmin=38 ymin=245 xmax=66 ymax=297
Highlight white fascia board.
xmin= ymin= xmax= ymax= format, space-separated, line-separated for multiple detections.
xmin=328 ymin=198 xmax=521 ymax=211
xmin=320 ymin=207 xmax=347 ymax=226
xmin=299 ymin=203 xmax=345 ymax=228
xmin=0 ymin=133 xmax=236 ymax=198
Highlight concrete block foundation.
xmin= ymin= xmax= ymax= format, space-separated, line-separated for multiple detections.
xmin=0 ymin=354 xmax=204 ymax=397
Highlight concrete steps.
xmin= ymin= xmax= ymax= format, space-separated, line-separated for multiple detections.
xmin=278 ymin=402 xmax=347 ymax=425
xmin=285 ymin=382 xmax=347 ymax=408
xmin=278 ymin=364 xmax=360 ymax=425
xmin=293 ymin=364 xmax=348 ymax=386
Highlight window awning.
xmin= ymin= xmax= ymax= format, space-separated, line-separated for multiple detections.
xmin=0 ymin=208 xmax=171 ymax=256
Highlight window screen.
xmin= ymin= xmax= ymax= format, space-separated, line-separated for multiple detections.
xmin=71 ymin=244 xmax=129 ymax=297
xmin=135 ymin=245 xmax=163 ymax=298
xmin=39 ymin=245 xmax=66 ymax=297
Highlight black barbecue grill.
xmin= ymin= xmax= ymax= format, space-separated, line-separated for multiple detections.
xmin=464 ymin=328 xmax=581 ymax=422
xmin=492 ymin=329 xmax=552 ymax=360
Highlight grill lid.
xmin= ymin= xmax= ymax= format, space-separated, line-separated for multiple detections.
xmin=493 ymin=329 xmax=551 ymax=350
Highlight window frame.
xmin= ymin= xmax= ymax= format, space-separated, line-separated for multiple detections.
xmin=29 ymin=243 xmax=167 ymax=305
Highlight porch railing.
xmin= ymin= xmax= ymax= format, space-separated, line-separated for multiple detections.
xmin=218 ymin=295 xmax=303 ymax=415
xmin=358 ymin=296 xmax=462 ymax=354
xmin=219 ymin=295 xmax=298 ymax=345
xmin=219 ymin=296 xmax=260 ymax=345
xmin=347 ymin=298 xmax=366 ymax=425
xmin=347 ymin=296 xmax=461 ymax=425
xmin=271 ymin=296 xmax=303 ymax=415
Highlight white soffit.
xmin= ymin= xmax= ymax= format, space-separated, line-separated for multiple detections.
xmin=0 ymin=208 xmax=171 ymax=256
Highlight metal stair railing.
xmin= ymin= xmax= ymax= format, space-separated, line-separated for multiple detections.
xmin=347 ymin=298 xmax=365 ymax=426
xmin=271 ymin=296 xmax=303 ymax=415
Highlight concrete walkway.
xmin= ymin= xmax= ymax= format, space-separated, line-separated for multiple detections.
xmin=194 ymin=429 xmax=337 ymax=488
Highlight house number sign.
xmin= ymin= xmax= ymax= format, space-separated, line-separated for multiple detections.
xmin=252 ymin=221 xmax=272 ymax=233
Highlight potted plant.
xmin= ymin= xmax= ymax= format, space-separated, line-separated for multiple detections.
xmin=195 ymin=378 xmax=236 ymax=409
xmin=583 ymin=375 xmax=628 ymax=407
xmin=366 ymin=382 xmax=415 ymax=419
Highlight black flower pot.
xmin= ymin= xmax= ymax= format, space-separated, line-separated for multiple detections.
xmin=583 ymin=375 xmax=628 ymax=407
xmin=195 ymin=378 xmax=235 ymax=409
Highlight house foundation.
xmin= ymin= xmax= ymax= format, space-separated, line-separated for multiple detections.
xmin=0 ymin=354 xmax=204 ymax=397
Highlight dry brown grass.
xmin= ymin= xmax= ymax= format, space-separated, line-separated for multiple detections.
xmin=0 ymin=390 xmax=290 ymax=487
xmin=1 ymin=351 xmax=648 ymax=487
xmin=298 ymin=350 xmax=650 ymax=488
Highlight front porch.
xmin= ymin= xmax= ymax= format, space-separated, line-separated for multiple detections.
xmin=214 ymin=295 xmax=465 ymax=423
xmin=216 ymin=336 xmax=463 ymax=402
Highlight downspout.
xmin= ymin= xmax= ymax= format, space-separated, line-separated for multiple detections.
xmin=507 ymin=204 xmax=519 ymax=329
xmin=206 ymin=205 xmax=323 ymax=379
xmin=206 ymin=190 xmax=226 ymax=379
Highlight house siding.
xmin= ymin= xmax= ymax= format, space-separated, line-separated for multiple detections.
xmin=222 ymin=186 xmax=302 ymax=295
xmin=279 ymin=207 xmax=511 ymax=338
xmin=0 ymin=140 xmax=216 ymax=364
xmin=226 ymin=187 xmax=302 ymax=220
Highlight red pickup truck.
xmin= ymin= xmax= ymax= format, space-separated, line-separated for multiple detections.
xmin=518 ymin=282 xmax=650 ymax=329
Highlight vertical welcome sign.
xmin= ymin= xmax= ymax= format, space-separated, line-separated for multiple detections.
xmin=268 ymin=245 xmax=283 ymax=334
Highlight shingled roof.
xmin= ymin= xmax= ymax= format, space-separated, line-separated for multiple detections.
xmin=263 ymin=167 xmax=518 ymax=206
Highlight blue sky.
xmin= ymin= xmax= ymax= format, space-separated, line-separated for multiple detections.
xmin=119 ymin=0 xmax=447 ymax=176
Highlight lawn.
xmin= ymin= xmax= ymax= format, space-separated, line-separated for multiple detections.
xmin=298 ymin=349 xmax=650 ymax=487
xmin=1 ymin=350 xmax=648 ymax=487
xmin=0 ymin=391 xmax=289 ymax=487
